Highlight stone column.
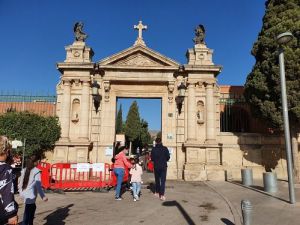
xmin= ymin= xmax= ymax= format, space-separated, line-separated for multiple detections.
xmin=205 ymin=82 xmax=215 ymax=142
xmin=79 ymin=80 xmax=90 ymax=140
xmin=187 ymin=81 xmax=196 ymax=141
xmin=60 ymin=80 xmax=71 ymax=141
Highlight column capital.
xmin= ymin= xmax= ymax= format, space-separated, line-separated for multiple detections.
xmin=204 ymin=82 xmax=215 ymax=88
xmin=62 ymin=79 xmax=72 ymax=86
xmin=187 ymin=81 xmax=197 ymax=87
xmin=81 ymin=80 xmax=90 ymax=86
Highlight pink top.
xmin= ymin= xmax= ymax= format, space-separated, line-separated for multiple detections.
xmin=114 ymin=151 xmax=132 ymax=169
xmin=129 ymin=164 xmax=143 ymax=182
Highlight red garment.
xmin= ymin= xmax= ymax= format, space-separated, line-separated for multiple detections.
xmin=114 ymin=151 xmax=132 ymax=169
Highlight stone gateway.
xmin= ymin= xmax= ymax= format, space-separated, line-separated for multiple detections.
xmin=53 ymin=22 xmax=291 ymax=181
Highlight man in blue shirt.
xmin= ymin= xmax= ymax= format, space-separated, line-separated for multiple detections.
xmin=151 ymin=137 xmax=170 ymax=201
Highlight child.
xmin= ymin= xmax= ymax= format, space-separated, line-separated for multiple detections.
xmin=129 ymin=157 xmax=143 ymax=202
xmin=0 ymin=136 xmax=18 ymax=225
xmin=18 ymin=156 xmax=48 ymax=225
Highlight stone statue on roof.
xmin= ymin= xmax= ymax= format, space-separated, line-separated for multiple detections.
xmin=74 ymin=22 xmax=88 ymax=42
xmin=193 ymin=24 xmax=205 ymax=45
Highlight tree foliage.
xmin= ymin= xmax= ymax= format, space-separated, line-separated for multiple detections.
xmin=0 ymin=112 xmax=61 ymax=157
xmin=116 ymin=104 xmax=123 ymax=134
xmin=124 ymin=101 xmax=141 ymax=143
xmin=244 ymin=0 xmax=300 ymax=131
xmin=140 ymin=119 xmax=152 ymax=146
xmin=124 ymin=101 xmax=152 ymax=151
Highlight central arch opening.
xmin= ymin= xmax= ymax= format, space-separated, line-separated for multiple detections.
xmin=116 ymin=97 xmax=162 ymax=155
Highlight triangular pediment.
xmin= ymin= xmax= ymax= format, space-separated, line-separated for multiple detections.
xmin=98 ymin=45 xmax=180 ymax=68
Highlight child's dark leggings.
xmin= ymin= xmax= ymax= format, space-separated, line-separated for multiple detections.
xmin=22 ymin=203 xmax=36 ymax=225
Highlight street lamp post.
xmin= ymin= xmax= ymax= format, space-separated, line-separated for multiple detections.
xmin=276 ymin=31 xmax=296 ymax=204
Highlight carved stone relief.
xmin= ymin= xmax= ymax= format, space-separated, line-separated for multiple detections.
xmin=114 ymin=53 xmax=164 ymax=67
xmin=168 ymin=81 xmax=175 ymax=103
xmin=103 ymin=81 xmax=110 ymax=102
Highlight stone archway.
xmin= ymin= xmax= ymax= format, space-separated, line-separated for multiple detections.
xmin=53 ymin=22 xmax=222 ymax=181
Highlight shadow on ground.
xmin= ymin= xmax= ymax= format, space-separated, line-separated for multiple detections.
xmin=43 ymin=204 xmax=74 ymax=225
xmin=221 ymin=218 xmax=235 ymax=225
xmin=163 ymin=200 xmax=196 ymax=225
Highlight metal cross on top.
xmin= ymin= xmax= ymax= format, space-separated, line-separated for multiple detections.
xmin=134 ymin=21 xmax=147 ymax=46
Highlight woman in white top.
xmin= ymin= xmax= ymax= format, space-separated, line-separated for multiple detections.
xmin=18 ymin=156 xmax=48 ymax=225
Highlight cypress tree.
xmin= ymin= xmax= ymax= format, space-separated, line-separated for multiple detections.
xmin=116 ymin=104 xmax=123 ymax=134
xmin=244 ymin=0 xmax=300 ymax=178
xmin=140 ymin=119 xmax=152 ymax=147
xmin=125 ymin=101 xmax=141 ymax=144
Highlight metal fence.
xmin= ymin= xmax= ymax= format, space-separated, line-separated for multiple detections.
xmin=0 ymin=91 xmax=57 ymax=116
xmin=220 ymin=97 xmax=269 ymax=133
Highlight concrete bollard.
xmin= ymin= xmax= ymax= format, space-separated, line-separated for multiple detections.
xmin=241 ymin=199 xmax=252 ymax=225
xmin=241 ymin=168 xmax=253 ymax=186
xmin=263 ymin=172 xmax=278 ymax=193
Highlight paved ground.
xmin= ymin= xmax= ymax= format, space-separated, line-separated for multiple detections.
xmin=15 ymin=172 xmax=300 ymax=225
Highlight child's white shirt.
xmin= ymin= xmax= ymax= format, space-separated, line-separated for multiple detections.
xmin=129 ymin=164 xmax=143 ymax=182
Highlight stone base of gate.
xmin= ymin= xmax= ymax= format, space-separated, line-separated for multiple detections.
xmin=53 ymin=141 xmax=91 ymax=163
xmin=184 ymin=163 xmax=207 ymax=181
xmin=183 ymin=163 xmax=225 ymax=181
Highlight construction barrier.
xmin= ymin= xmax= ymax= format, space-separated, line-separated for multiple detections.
xmin=37 ymin=162 xmax=131 ymax=191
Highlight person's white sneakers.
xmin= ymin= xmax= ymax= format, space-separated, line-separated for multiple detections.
xmin=160 ymin=196 xmax=166 ymax=201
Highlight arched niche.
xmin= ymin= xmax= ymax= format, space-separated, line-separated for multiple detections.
xmin=71 ymin=98 xmax=80 ymax=123
xmin=197 ymin=100 xmax=204 ymax=124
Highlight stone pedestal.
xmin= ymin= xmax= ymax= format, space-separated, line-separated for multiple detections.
xmin=183 ymin=142 xmax=223 ymax=181
xmin=54 ymin=141 xmax=91 ymax=163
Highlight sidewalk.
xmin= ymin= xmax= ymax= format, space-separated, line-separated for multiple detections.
xmin=15 ymin=173 xmax=300 ymax=225
xmin=208 ymin=179 xmax=300 ymax=225
xmin=16 ymin=173 xmax=235 ymax=225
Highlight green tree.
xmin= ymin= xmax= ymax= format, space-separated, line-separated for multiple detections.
xmin=244 ymin=0 xmax=300 ymax=178
xmin=0 ymin=112 xmax=61 ymax=158
xmin=116 ymin=104 xmax=123 ymax=134
xmin=124 ymin=101 xmax=141 ymax=148
xmin=140 ymin=119 xmax=152 ymax=146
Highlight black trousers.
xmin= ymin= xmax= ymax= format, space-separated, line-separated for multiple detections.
xmin=154 ymin=167 xmax=167 ymax=196
xmin=22 ymin=203 xmax=36 ymax=225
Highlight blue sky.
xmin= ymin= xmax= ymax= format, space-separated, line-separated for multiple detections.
xmin=0 ymin=0 xmax=266 ymax=130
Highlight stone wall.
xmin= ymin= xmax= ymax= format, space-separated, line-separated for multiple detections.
xmin=218 ymin=132 xmax=292 ymax=181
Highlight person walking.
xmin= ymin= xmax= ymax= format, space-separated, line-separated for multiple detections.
xmin=129 ymin=157 xmax=143 ymax=202
xmin=113 ymin=146 xmax=132 ymax=200
xmin=0 ymin=136 xmax=18 ymax=225
xmin=151 ymin=137 xmax=170 ymax=201
xmin=18 ymin=156 xmax=48 ymax=225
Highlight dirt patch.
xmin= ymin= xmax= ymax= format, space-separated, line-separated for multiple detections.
xmin=198 ymin=202 xmax=217 ymax=211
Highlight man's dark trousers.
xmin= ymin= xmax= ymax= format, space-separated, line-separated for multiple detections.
xmin=154 ymin=167 xmax=167 ymax=196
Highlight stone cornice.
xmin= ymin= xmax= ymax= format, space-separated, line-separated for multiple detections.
xmin=57 ymin=62 xmax=95 ymax=73
xmin=98 ymin=64 xmax=178 ymax=72
xmin=183 ymin=64 xmax=222 ymax=75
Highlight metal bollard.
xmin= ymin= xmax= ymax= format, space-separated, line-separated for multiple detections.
xmin=241 ymin=199 xmax=252 ymax=225
xmin=241 ymin=168 xmax=253 ymax=186
xmin=263 ymin=172 xmax=278 ymax=193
